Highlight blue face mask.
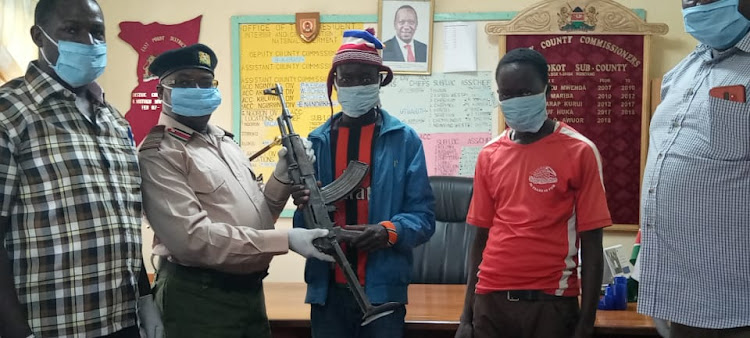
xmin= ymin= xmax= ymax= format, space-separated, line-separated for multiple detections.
xmin=683 ymin=0 xmax=750 ymax=50
xmin=336 ymin=84 xmax=380 ymax=118
xmin=499 ymin=89 xmax=548 ymax=133
xmin=39 ymin=27 xmax=107 ymax=88
xmin=163 ymin=85 xmax=222 ymax=117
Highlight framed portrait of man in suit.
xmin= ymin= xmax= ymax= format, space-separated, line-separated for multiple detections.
xmin=378 ymin=0 xmax=433 ymax=74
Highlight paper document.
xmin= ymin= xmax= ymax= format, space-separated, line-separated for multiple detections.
xmin=443 ymin=22 xmax=477 ymax=73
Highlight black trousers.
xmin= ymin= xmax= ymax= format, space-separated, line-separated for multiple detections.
xmin=472 ymin=291 xmax=579 ymax=338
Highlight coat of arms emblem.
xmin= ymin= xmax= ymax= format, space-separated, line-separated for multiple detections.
xmin=296 ymin=12 xmax=320 ymax=43
xmin=558 ymin=4 xmax=598 ymax=31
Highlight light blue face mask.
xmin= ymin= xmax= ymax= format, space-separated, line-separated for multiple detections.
xmin=683 ymin=0 xmax=750 ymax=50
xmin=163 ymin=85 xmax=222 ymax=117
xmin=336 ymin=83 xmax=381 ymax=118
xmin=39 ymin=27 xmax=107 ymax=88
xmin=499 ymin=89 xmax=548 ymax=133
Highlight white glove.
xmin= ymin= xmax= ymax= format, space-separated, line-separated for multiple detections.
xmin=137 ymin=295 xmax=164 ymax=338
xmin=274 ymin=138 xmax=316 ymax=183
xmin=288 ymin=228 xmax=335 ymax=262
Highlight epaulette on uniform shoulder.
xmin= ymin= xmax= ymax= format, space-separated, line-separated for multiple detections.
xmin=218 ymin=126 xmax=234 ymax=139
xmin=139 ymin=125 xmax=166 ymax=152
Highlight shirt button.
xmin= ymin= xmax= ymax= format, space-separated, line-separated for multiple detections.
xmin=686 ymin=89 xmax=694 ymax=96
xmin=649 ymin=188 xmax=655 ymax=194
xmin=657 ymin=153 xmax=663 ymax=159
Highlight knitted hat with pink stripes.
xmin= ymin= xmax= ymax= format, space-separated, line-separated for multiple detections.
xmin=326 ymin=28 xmax=394 ymax=104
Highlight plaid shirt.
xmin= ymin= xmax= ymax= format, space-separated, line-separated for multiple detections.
xmin=639 ymin=33 xmax=750 ymax=328
xmin=0 ymin=63 xmax=143 ymax=337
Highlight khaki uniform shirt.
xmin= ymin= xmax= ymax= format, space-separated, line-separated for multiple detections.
xmin=139 ymin=114 xmax=291 ymax=274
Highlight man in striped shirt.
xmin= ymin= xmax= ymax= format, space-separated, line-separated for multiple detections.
xmin=638 ymin=1 xmax=750 ymax=337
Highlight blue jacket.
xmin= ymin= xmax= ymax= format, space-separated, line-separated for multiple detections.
xmin=293 ymin=109 xmax=435 ymax=305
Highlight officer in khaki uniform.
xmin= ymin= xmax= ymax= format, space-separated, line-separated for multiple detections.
xmin=138 ymin=44 xmax=333 ymax=338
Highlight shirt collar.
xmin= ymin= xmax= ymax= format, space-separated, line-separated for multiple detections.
xmin=23 ymin=62 xmax=106 ymax=106
xmin=396 ymin=36 xmax=413 ymax=47
xmin=695 ymin=30 xmax=750 ymax=59
xmin=158 ymin=113 xmax=227 ymax=143
xmin=734 ymin=30 xmax=750 ymax=53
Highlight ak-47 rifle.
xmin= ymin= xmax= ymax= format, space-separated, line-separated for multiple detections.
xmin=264 ymin=83 xmax=401 ymax=325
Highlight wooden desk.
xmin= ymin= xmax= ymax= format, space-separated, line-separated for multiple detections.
xmin=264 ymin=283 xmax=658 ymax=338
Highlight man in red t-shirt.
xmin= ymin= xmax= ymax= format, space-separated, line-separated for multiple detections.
xmin=456 ymin=48 xmax=611 ymax=338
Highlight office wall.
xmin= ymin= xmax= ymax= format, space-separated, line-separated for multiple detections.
xmin=95 ymin=0 xmax=697 ymax=281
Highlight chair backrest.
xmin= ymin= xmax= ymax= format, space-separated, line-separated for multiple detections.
xmin=411 ymin=176 xmax=475 ymax=284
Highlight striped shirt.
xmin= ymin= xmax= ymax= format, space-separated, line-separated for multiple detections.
xmin=0 ymin=63 xmax=143 ymax=337
xmin=330 ymin=114 xmax=380 ymax=285
xmin=638 ymin=32 xmax=750 ymax=328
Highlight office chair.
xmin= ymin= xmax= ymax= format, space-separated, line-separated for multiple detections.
xmin=411 ymin=176 xmax=475 ymax=284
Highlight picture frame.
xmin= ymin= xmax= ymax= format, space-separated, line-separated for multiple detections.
xmin=377 ymin=0 xmax=434 ymax=75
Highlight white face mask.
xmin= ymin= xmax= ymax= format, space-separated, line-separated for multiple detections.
xmin=336 ymin=83 xmax=381 ymax=118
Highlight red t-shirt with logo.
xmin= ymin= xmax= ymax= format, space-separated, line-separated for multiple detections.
xmin=467 ymin=122 xmax=611 ymax=297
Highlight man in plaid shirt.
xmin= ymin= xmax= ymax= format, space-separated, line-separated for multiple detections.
xmin=0 ymin=0 xmax=162 ymax=337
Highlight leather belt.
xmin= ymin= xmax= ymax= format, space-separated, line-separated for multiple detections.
xmin=503 ymin=290 xmax=574 ymax=302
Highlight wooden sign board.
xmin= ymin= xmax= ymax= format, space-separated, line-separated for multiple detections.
xmin=486 ymin=0 xmax=667 ymax=231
